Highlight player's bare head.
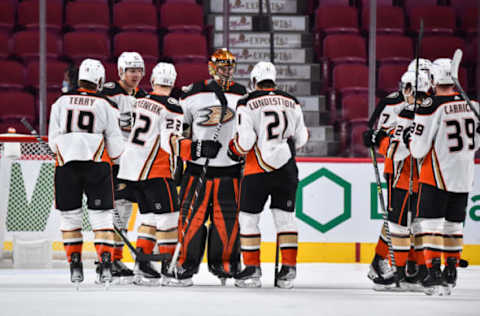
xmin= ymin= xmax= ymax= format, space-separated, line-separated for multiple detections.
xmin=78 ymin=58 xmax=105 ymax=91
xmin=431 ymin=58 xmax=455 ymax=91
xmin=250 ymin=61 xmax=276 ymax=90
xmin=117 ymin=52 xmax=145 ymax=88
xmin=151 ymin=62 xmax=177 ymax=93
xmin=400 ymin=70 xmax=430 ymax=103
xmin=208 ymin=48 xmax=236 ymax=90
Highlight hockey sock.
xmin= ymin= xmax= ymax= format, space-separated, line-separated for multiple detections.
xmin=240 ymin=234 xmax=261 ymax=266
xmin=443 ymin=221 xmax=463 ymax=266
xmin=137 ymin=224 xmax=156 ymax=255
xmin=374 ymin=226 xmax=390 ymax=259
xmin=93 ymin=229 xmax=115 ymax=262
xmin=278 ymin=232 xmax=298 ymax=266
xmin=113 ymin=234 xmax=124 ymax=261
xmin=416 ymin=218 xmax=443 ymax=268
xmin=390 ymin=222 xmax=410 ymax=267
xmin=408 ymin=238 xmax=416 ymax=263
xmin=156 ymin=212 xmax=179 ymax=257
xmin=62 ymin=229 xmax=83 ymax=263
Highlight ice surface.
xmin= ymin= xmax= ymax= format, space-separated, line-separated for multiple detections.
xmin=0 ymin=262 xmax=479 ymax=316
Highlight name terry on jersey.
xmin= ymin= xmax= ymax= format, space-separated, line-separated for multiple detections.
xmin=69 ymin=96 xmax=95 ymax=106
xmin=248 ymin=96 xmax=296 ymax=110
xmin=444 ymin=101 xmax=471 ymax=115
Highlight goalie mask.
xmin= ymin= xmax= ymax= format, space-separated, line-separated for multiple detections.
xmin=431 ymin=58 xmax=454 ymax=86
xmin=117 ymin=52 xmax=145 ymax=79
xmin=151 ymin=62 xmax=177 ymax=88
xmin=208 ymin=48 xmax=236 ymax=90
xmin=78 ymin=58 xmax=105 ymax=91
xmin=400 ymin=70 xmax=431 ymax=102
xmin=249 ymin=61 xmax=276 ymax=91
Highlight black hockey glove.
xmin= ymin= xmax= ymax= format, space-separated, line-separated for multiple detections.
xmin=362 ymin=129 xmax=388 ymax=148
xmin=191 ymin=140 xmax=222 ymax=160
xmin=287 ymin=137 xmax=296 ymax=157
xmin=402 ymin=126 xmax=412 ymax=148
xmin=227 ymin=140 xmax=244 ymax=162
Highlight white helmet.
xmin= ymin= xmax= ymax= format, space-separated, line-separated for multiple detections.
xmin=117 ymin=52 xmax=145 ymax=78
xmin=78 ymin=58 xmax=105 ymax=90
xmin=250 ymin=61 xmax=276 ymax=86
xmin=407 ymin=58 xmax=432 ymax=73
xmin=400 ymin=70 xmax=431 ymax=97
xmin=431 ymin=58 xmax=454 ymax=85
xmin=150 ymin=62 xmax=177 ymax=87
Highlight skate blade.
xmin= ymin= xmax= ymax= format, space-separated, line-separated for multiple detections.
xmin=104 ymin=281 xmax=111 ymax=291
xmin=372 ymin=283 xmax=407 ymax=292
xmin=276 ymin=279 xmax=294 ymax=289
xmin=133 ymin=276 xmax=161 ymax=287
xmin=220 ymin=278 xmax=227 ymax=286
xmin=72 ymin=280 xmax=81 ymax=291
xmin=161 ymin=277 xmax=193 ymax=287
xmin=112 ymin=276 xmax=134 ymax=285
xmin=424 ymin=285 xmax=448 ymax=296
xmin=234 ymin=278 xmax=261 ymax=288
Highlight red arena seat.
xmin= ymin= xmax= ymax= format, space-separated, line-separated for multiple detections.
xmin=64 ymin=32 xmax=111 ymax=62
xmin=65 ymin=1 xmax=110 ymax=32
xmin=113 ymin=2 xmax=158 ymax=32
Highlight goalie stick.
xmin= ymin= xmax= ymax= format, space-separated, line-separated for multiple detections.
xmin=168 ymin=79 xmax=229 ymax=274
xmin=451 ymin=49 xmax=480 ymax=121
xmin=19 ymin=118 xmax=169 ymax=262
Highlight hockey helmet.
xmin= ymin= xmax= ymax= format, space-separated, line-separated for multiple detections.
xmin=151 ymin=62 xmax=177 ymax=88
xmin=208 ymin=48 xmax=236 ymax=89
xmin=117 ymin=52 xmax=145 ymax=78
xmin=431 ymin=58 xmax=454 ymax=86
xmin=400 ymin=70 xmax=431 ymax=98
xmin=250 ymin=61 xmax=276 ymax=87
xmin=407 ymin=58 xmax=433 ymax=74
xmin=78 ymin=58 xmax=105 ymax=91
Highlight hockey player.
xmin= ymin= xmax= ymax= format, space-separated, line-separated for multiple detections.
xmin=227 ymin=61 xmax=309 ymax=288
xmin=48 ymin=58 xmax=124 ymax=286
xmin=102 ymin=52 xmax=147 ymax=282
xmin=117 ymin=62 xmax=182 ymax=286
xmin=167 ymin=48 xmax=247 ymax=286
xmin=407 ymin=58 xmax=480 ymax=295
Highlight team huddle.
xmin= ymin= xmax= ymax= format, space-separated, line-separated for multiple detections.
xmin=47 ymin=49 xmax=308 ymax=289
xmin=363 ymin=57 xmax=479 ymax=296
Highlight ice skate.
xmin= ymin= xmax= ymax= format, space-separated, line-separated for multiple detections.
xmin=69 ymin=252 xmax=83 ymax=290
xmin=423 ymin=258 xmax=448 ymax=296
xmin=96 ymin=252 xmax=113 ymax=289
xmin=161 ymin=264 xmax=194 ymax=287
xmin=133 ymin=256 xmax=161 ymax=286
xmin=209 ymin=262 xmax=235 ymax=286
xmin=368 ymin=255 xmax=396 ymax=291
xmin=443 ymin=257 xmax=457 ymax=294
xmin=234 ymin=266 xmax=262 ymax=288
xmin=275 ymin=265 xmax=296 ymax=289
xmin=112 ymin=259 xmax=134 ymax=285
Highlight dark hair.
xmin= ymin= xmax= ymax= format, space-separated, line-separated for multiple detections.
xmin=65 ymin=64 xmax=79 ymax=91
xmin=78 ymin=80 xmax=97 ymax=91
xmin=257 ymin=80 xmax=276 ymax=89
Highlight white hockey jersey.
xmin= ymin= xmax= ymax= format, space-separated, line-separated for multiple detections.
xmin=231 ymin=89 xmax=308 ymax=175
xmin=117 ymin=94 xmax=183 ymax=181
xmin=48 ymin=89 xmax=124 ymax=166
xmin=410 ymin=93 xmax=480 ymax=192
xmin=374 ymin=91 xmax=407 ymax=131
xmin=180 ymin=79 xmax=247 ymax=167
xmin=102 ymin=81 xmax=147 ymax=140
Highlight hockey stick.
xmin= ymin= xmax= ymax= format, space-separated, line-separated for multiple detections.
xmin=408 ymin=19 xmax=423 ymax=221
xmin=369 ymin=147 xmax=400 ymax=287
xmin=20 ymin=118 xmax=169 ymax=262
xmin=168 ymin=80 xmax=229 ymax=274
xmin=274 ymin=233 xmax=280 ymax=287
xmin=451 ymin=49 xmax=480 ymax=121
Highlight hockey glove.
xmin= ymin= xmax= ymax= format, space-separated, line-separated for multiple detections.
xmin=402 ymin=126 xmax=412 ymax=148
xmin=191 ymin=140 xmax=222 ymax=160
xmin=173 ymin=156 xmax=184 ymax=186
xmin=362 ymin=129 xmax=388 ymax=148
xmin=287 ymin=137 xmax=296 ymax=157
xmin=227 ymin=139 xmax=244 ymax=162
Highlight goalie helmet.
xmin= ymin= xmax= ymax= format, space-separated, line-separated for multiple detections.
xmin=117 ymin=52 xmax=145 ymax=78
xmin=431 ymin=58 xmax=454 ymax=86
xmin=150 ymin=62 xmax=177 ymax=87
xmin=208 ymin=48 xmax=236 ymax=90
xmin=78 ymin=58 xmax=105 ymax=91
xmin=250 ymin=61 xmax=276 ymax=87
xmin=407 ymin=58 xmax=433 ymax=74
xmin=400 ymin=70 xmax=431 ymax=99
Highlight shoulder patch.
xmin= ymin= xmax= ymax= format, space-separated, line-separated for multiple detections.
xmin=421 ymin=97 xmax=433 ymax=107
xmin=104 ymin=82 xmax=115 ymax=89
xmin=387 ymin=91 xmax=399 ymax=98
xmin=168 ymin=97 xmax=179 ymax=105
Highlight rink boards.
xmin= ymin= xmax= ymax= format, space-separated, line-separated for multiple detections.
xmin=1 ymin=158 xmax=479 ymax=264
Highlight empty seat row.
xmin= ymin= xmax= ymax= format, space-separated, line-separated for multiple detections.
xmin=1 ymin=30 xmax=208 ymax=63
xmin=0 ymin=1 xmax=204 ymax=33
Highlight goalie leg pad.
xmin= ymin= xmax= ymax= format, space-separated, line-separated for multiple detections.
xmin=60 ymin=208 xmax=83 ymax=231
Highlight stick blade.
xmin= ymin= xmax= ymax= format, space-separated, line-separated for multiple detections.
xmin=451 ymin=49 xmax=463 ymax=80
